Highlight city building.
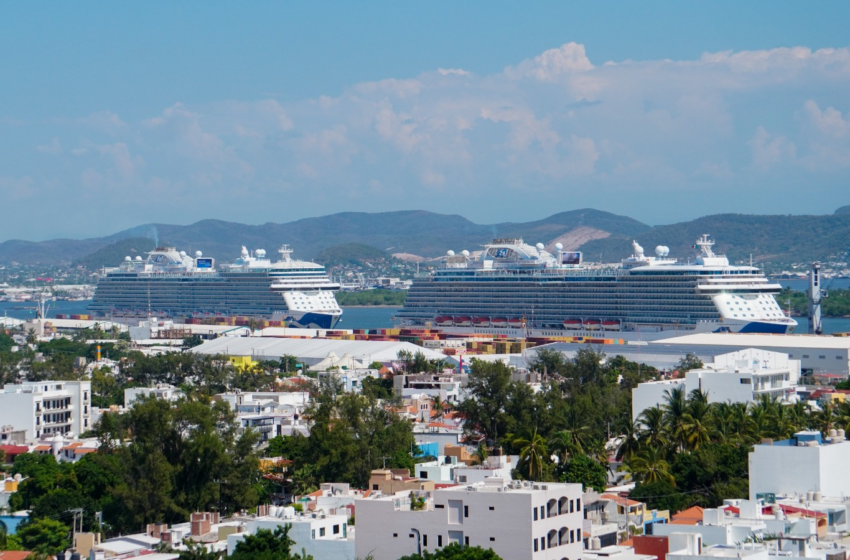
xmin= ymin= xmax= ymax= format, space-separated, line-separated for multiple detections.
xmin=632 ymin=349 xmax=799 ymax=420
xmin=124 ymin=384 xmax=184 ymax=408
xmin=368 ymin=469 xmax=436 ymax=494
xmin=0 ymin=381 xmax=91 ymax=440
xmin=355 ymin=479 xmax=583 ymax=560
xmin=749 ymin=430 xmax=850 ymax=500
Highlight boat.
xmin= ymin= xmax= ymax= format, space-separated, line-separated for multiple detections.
xmin=491 ymin=317 xmax=508 ymax=328
xmin=397 ymin=234 xmax=797 ymax=340
xmin=90 ymin=245 xmax=342 ymax=328
xmin=453 ymin=316 xmax=472 ymax=327
xmin=472 ymin=317 xmax=490 ymax=327
xmin=435 ymin=316 xmax=454 ymax=327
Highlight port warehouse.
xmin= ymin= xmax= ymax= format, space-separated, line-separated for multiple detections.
xmin=526 ymin=333 xmax=850 ymax=377
xmin=190 ymin=337 xmax=449 ymax=368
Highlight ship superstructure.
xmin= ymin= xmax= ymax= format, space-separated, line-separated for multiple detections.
xmin=398 ymin=235 xmax=796 ymax=339
xmin=91 ymin=245 xmax=342 ymax=328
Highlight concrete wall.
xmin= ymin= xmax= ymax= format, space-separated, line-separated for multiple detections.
xmin=749 ymin=440 xmax=850 ymax=500
xmin=632 ymin=381 xmax=685 ymax=421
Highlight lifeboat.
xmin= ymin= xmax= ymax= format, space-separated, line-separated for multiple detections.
xmin=472 ymin=317 xmax=490 ymax=327
xmin=602 ymin=320 xmax=621 ymax=331
xmin=563 ymin=319 xmax=582 ymax=330
xmin=435 ymin=316 xmax=454 ymax=327
xmin=491 ymin=317 xmax=508 ymax=328
xmin=453 ymin=316 xmax=472 ymax=327
xmin=582 ymin=319 xmax=601 ymax=330
xmin=507 ymin=318 xmax=525 ymax=328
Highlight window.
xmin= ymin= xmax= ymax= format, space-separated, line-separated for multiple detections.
xmin=420 ymin=471 xmax=428 ymax=479
xmin=435 ymin=504 xmax=445 ymax=509
xmin=803 ymin=355 xmax=810 ymax=359
xmin=465 ymin=536 xmax=469 ymax=546
xmin=373 ymin=484 xmax=379 ymax=491
xmin=490 ymin=537 xmax=495 ymax=541
xmin=489 ymin=506 xmax=494 ymax=511
xmin=458 ymin=475 xmax=467 ymax=483
xmin=541 ymin=536 xmax=546 ymax=550
xmin=333 ymin=525 xmax=340 ymax=534
xmin=438 ymin=535 xmax=443 ymax=547
xmin=319 ymin=527 xmax=325 ymax=537
xmin=423 ymin=535 xmax=427 ymax=546
xmin=740 ymin=378 xmax=750 ymax=384
xmin=534 ymin=540 xmax=539 ymax=552
xmin=464 ymin=506 xmax=469 ymax=518
xmin=534 ymin=509 xmax=538 ymax=521
xmin=819 ymin=356 xmax=826 ymax=360
xmin=311 ymin=529 xmax=315 ymax=539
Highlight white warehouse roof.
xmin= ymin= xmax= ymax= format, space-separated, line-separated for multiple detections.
xmin=191 ymin=336 xmax=449 ymax=365
xmin=655 ymin=333 xmax=850 ymax=350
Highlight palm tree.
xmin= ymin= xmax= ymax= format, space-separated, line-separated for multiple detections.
xmin=663 ymin=387 xmax=689 ymax=450
xmin=431 ymin=395 xmax=445 ymax=421
xmin=515 ymin=429 xmax=549 ymax=481
xmin=624 ymin=446 xmax=675 ymax=485
xmin=638 ymin=406 xmax=668 ymax=449
xmin=615 ymin=417 xmax=642 ymax=462
xmin=549 ymin=426 xmax=590 ymax=464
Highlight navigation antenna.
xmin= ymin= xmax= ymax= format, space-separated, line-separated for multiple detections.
xmin=808 ymin=262 xmax=825 ymax=335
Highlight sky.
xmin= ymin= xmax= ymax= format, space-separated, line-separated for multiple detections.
xmin=1 ymin=2 xmax=850 ymax=241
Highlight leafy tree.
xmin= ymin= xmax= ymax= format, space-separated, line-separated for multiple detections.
xmin=629 ymin=480 xmax=688 ymax=513
xmin=178 ymin=540 xmax=223 ymax=560
xmin=560 ymin=454 xmax=607 ymax=492
xmin=229 ymin=524 xmax=313 ymax=560
xmin=675 ymin=353 xmax=704 ymax=373
xmin=398 ymin=542 xmax=503 ymax=559
xmin=17 ymin=518 xmax=70 ymax=555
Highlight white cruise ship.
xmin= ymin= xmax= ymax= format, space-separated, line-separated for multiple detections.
xmin=91 ymin=244 xmax=342 ymax=328
xmin=398 ymin=235 xmax=796 ymax=340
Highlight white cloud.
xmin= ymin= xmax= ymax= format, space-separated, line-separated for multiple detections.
xmin=0 ymin=176 xmax=36 ymax=200
xmin=13 ymin=42 xmax=850 ymax=233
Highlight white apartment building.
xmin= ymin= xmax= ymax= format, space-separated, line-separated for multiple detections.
xmin=227 ymin=510 xmax=353 ymax=560
xmin=632 ymin=349 xmax=799 ymax=420
xmin=124 ymin=384 xmax=184 ymax=408
xmin=749 ymin=430 xmax=850 ymax=500
xmin=0 ymin=381 xmax=92 ymax=440
xmin=356 ymin=479 xmax=583 ymax=560
xmin=454 ymin=454 xmax=515 ymax=485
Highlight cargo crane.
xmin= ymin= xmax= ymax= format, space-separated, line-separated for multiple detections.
xmin=809 ymin=245 xmax=850 ymax=335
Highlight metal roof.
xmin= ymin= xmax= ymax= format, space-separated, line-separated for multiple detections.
xmin=654 ymin=333 xmax=850 ymax=350
xmin=191 ymin=336 xmax=448 ymax=364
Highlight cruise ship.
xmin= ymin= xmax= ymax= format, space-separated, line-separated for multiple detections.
xmin=398 ymin=235 xmax=797 ymax=340
xmin=90 ymin=245 xmax=342 ymax=328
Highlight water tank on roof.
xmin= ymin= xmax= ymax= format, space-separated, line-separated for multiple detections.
xmin=269 ymin=506 xmax=279 ymax=517
xmin=283 ymin=506 xmax=295 ymax=519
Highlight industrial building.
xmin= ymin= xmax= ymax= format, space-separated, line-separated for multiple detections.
xmin=191 ymin=337 xmax=449 ymax=368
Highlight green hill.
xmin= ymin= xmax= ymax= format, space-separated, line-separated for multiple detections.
xmin=72 ymin=237 xmax=157 ymax=270
xmin=314 ymin=243 xmax=390 ymax=267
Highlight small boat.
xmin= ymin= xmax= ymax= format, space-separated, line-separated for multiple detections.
xmin=490 ymin=317 xmax=508 ymax=328
xmin=582 ymin=320 xmax=601 ymax=330
xmin=454 ymin=316 xmax=472 ymax=327
xmin=472 ymin=317 xmax=490 ymax=327
xmin=602 ymin=320 xmax=621 ymax=331
xmin=435 ymin=315 xmax=454 ymax=327
xmin=507 ymin=318 xmax=525 ymax=328
xmin=563 ymin=319 xmax=582 ymax=330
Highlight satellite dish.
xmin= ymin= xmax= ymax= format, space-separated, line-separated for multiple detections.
xmin=536 ymin=243 xmax=545 ymax=250
xmin=447 ymin=250 xmax=455 ymax=257
xmin=195 ymin=251 xmax=203 ymax=258
xmin=555 ymin=243 xmax=564 ymax=251
xmin=655 ymin=246 xmax=665 ymax=257
xmin=461 ymin=250 xmax=469 ymax=257
xmin=124 ymin=256 xmax=131 ymax=262
xmin=135 ymin=256 xmax=143 ymax=261
xmin=179 ymin=251 xmax=187 ymax=257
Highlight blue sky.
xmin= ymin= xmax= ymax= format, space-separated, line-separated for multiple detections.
xmin=1 ymin=2 xmax=849 ymax=240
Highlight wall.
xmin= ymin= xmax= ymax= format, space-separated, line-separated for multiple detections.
xmin=632 ymin=381 xmax=685 ymax=421
xmin=749 ymin=441 xmax=850 ymax=500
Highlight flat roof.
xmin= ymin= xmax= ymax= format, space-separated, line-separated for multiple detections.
xmin=655 ymin=333 xmax=850 ymax=350
xmin=192 ymin=337 xmax=448 ymax=363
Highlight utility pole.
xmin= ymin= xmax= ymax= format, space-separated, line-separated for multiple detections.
xmin=808 ymin=262 xmax=826 ymax=335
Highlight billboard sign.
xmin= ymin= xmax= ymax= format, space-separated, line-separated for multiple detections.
xmin=196 ymin=258 xmax=214 ymax=269
xmin=560 ymin=251 xmax=582 ymax=265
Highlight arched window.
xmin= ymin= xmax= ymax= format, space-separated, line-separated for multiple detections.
xmin=547 ymin=499 xmax=558 ymax=518
xmin=559 ymin=496 xmax=569 ymax=515
xmin=559 ymin=527 xmax=569 ymax=546
xmin=548 ymin=529 xmax=558 ymax=548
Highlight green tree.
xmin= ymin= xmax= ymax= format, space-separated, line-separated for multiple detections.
xmin=629 ymin=480 xmax=688 ymax=513
xmin=178 ymin=540 xmax=223 ymax=560
xmin=17 ymin=518 xmax=70 ymax=555
xmin=229 ymin=525 xmax=314 ymax=560
xmin=513 ymin=429 xmax=549 ymax=481
xmin=398 ymin=542 xmax=503 ymax=559
xmin=560 ymin=454 xmax=607 ymax=492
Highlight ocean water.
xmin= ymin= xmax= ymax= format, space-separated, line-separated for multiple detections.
xmin=2 ymin=301 xmax=848 ymax=335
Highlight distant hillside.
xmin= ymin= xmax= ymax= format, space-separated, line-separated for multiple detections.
xmin=580 ymin=213 xmax=850 ymax=264
xmin=0 ymin=209 xmax=648 ymax=265
xmin=836 ymin=205 xmax=850 ymax=216
xmin=72 ymin=237 xmax=157 ymax=270
xmin=314 ymin=243 xmax=390 ymax=267
xmin=2 ymin=208 xmax=849 ymax=267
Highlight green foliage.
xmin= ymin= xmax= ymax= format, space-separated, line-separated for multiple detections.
xmin=335 ymin=289 xmax=407 ymax=306
xmin=178 ymin=540 xmax=223 ymax=560
xmin=0 ymin=332 xmax=14 ymax=353
xmin=283 ymin=378 xmax=416 ymax=488
xmin=776 ymin=287 xmax=850 ymax=317
xmin=183 ymin=336 xmax=204 ymax=349
xmin=17 ymin=518 xmax=71 ymax=555
xmin=629 ymin=480 xmax=688 ymax=513
xmin=560 ymin=454 xmax=608 ymax=492
xmin=314 ymin=243 xmax=389 ymax=267
xmin=230 ymin=524 xmax=314 ymax=560
xmin=398 ymin=542 xmax=503 ymax=560
xmin=360 ymin=376 xmax=393 ymax=400
xmin=675 ymin=353 xmax=704 ymax=373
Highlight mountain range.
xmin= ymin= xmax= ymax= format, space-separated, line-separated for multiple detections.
xmin=1 ymin=208 xmax=848 ymax=268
